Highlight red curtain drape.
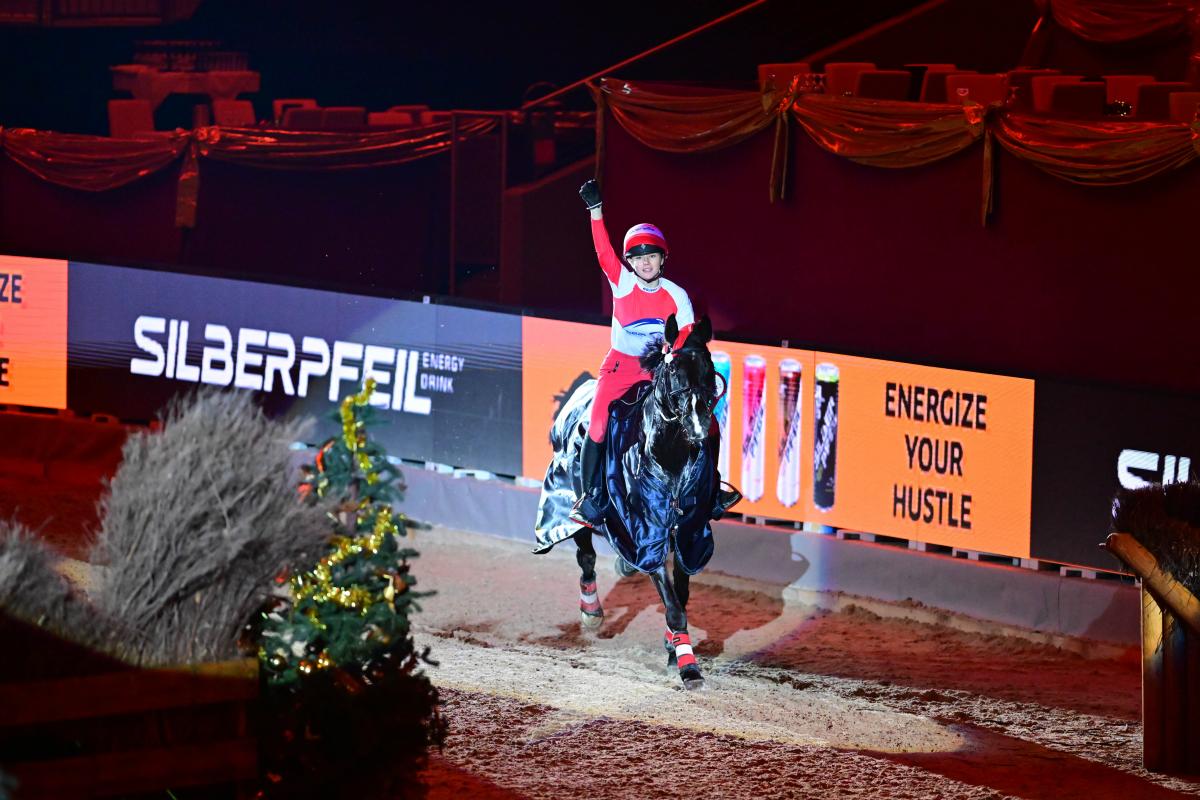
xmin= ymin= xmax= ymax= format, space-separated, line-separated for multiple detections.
xmin=7 ymin=85 xmax=1200 ymax=229
xmin=1038 ymin=0 xmax=1195 ymax=43
xmin=597 ymin=79 xmax=1200 ymax=223
xmin=194 ymin=118 xmax=494 ymax=169
xmin=1 ymin=128 xmax=190 ymax=191
xmin=592 ymin=78 xmax=798 ymax=200
xmin=1 ymin=119 xmax=497 ymax=228
xmin=992 ymin=113 xmax=1198 ymax=184
xmin=591 ymin=79 xmax=781 ymax=153
xmin=790 ymin=95 xmax=983 ymax=167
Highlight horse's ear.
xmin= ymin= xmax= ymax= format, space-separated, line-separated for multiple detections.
xmin=693 ymin=315 xmax=712 ymax=344
xmin=664 ymin=314 xmax=679 ymax=347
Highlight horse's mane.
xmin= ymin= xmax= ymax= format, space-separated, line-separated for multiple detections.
xmin=638 ymin=327 xmax=711 ymax=374
xmin=638 ymin=336 xmax=667 ymax=374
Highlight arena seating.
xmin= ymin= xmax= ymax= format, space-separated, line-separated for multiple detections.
xmin=280 ymin=105 xmax=323 ymax=130
xmin=1050 ymin=81 xmax=1106 ymax=117
xmin=320 ymin=106 xmax=366 ymax=129
xmin=1103 ymin=75 xmax=1154 ymax=109
xmin=1169 ymin=91 xmax=1200 ymax=122
xmin=106 ymin=99 xmax=156 ymax=137
xmin=271 ymin=97 xmax=316 ymax=125
xmin=822 ymin=62 xmax=875 ymax=96
xmin=757 ymin=62 xmax=812 ymax=91
xmin=368 ymin=110 xmax=415 ymax=127
xmin=909 ymin=64 xmax=962 ymax=102
xmin=944 ymin=73 xmax=1007 ymax=105
xmin=853 ymin=69 xmax=912 ymax=100
xmin=212 ymin=98 xmax=255 ymax=126
xmin=1135 ymin=81 xmax=1193 ymax=120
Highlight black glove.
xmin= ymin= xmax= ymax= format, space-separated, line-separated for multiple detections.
xmin=579 ymin=179 xmax=603 ymax=210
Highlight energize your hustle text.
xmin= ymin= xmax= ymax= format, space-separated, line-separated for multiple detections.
xmin=885 ymin=381 xmax=989 ymax=530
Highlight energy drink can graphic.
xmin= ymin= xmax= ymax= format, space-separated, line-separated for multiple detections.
xmin=776 ymin=358 xmax=803 ymax=507
xmin=741 ymin=355 xmax=767 ymax=502
xmin=711 ymin=351 xmax=731 ymax=479
xmin=813 ymin=362 xmax=839 ymax=511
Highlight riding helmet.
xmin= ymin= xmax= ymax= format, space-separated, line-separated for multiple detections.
xmin=623 ymin=223 xmax=669 ymax=259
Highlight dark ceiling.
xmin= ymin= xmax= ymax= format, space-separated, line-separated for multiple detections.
xmin=1 ymin=0 xmax=929 ymax=133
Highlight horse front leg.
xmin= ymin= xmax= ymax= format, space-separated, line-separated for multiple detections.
xmin=573 ymin=529 xmax=603 ymax=630
xmin=649 ymin=562 xmax=704 ymax=690
xmin=672 ymin=553 xmax=690 ymax=611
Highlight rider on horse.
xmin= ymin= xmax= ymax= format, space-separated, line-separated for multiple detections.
xmin=570 ymin=178 xmax=740 ymax=529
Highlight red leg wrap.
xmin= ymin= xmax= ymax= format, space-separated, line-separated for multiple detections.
xmin=666 ymin=629 xmax=697 ymax=669
xmin=580 ymin=579 xmax=601 ymax=614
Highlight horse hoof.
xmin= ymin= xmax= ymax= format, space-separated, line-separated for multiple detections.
xmin=682 ymin=676 xmax=706 ymax=691
xmin=679 ymin=664 xmax=704 ymax=690
xmin=580 ymin=610 xmax=604 ymax=630
xmin=614 ymin=555 xmax=638 ymax=578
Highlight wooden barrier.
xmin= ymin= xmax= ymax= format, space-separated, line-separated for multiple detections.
xmin=0 ymin=623 xmax=259 ymax=799
xmin=1106 ymin=532 xmax=1200 ymax=773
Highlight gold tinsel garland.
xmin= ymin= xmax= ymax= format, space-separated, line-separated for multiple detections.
xmin=263 ymin=378 xmax=412 ymax=678
xmin=290 ymin=377 xmax=405 ymax=616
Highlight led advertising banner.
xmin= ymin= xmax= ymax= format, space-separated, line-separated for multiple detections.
xmin=1030 ymin=381 xmax=1200 ymax=571
xmin=805 ymin=354 xmax=1035 ymax=557
xmin=519 ymin=317 xmax=1036 ymax=558
xmin=67 ymin=262 xmax=523 ymax=475
xmin=8 ymin=253 xmax=1135 ymax=567
xmin=519 ymin=318 xmax=817 ymax=515
xmin=697 ymin=339 xmax=818 ymax=522
xmin=0 ymin=255 xmax=67 ymax=409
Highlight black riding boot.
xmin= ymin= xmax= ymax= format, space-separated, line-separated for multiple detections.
xmin=708 ymin=432 xmax=742 ymax=521
xmin=570 ymin=437 xmax=608 ymax=528
xmin=712 ymin=477 xmax=743 ymax=521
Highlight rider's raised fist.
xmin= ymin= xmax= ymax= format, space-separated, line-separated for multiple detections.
xmin=579 ymin=179 xmax=603 ymax=210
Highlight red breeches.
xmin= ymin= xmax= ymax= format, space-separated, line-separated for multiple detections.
xmin=588 ymin=349 xmax=652 ymax=442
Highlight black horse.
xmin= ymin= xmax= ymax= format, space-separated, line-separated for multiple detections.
xmin=533 ymin=314 xmax=725 ymax=690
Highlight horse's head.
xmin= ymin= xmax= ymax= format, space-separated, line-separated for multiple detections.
xmin=639 ymin=314 xmax=720 ymax=446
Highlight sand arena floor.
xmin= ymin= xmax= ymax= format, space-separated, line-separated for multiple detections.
xmin=3 ymin=471 xmax=1194 ymax=799
xmin=409 ymin=526 xmax=1197 ymax=800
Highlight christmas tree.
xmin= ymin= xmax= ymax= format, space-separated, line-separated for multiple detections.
xmin=258 ymin=378 xmax=444 ymax=798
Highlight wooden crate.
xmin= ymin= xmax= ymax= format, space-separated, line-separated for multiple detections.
xmin=1140 ymin=587 xmax=1200 ymax=772
xmin=1107 ymin=533 xmax=1200 ymax=773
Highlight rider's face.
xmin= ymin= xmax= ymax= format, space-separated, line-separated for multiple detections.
xmin=628 ymin=252 xmax=664 ymax=282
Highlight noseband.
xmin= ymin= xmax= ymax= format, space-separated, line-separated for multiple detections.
xmin=651 ymin=350 xmax=720 ymax=427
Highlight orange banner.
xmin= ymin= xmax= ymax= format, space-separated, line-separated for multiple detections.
xmin=520 ymin=317 xmax=1035 ymax=558
xmin=520 ymin=316 xmax=612 ymax=480
xmin=803 ymin=353 xmax=1034 ymax=556
xmin=0 ymin=255 xmax=67 ymax=409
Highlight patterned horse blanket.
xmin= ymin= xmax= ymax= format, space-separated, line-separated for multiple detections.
xmin=532 ymin=379 xmax=716 ymax=575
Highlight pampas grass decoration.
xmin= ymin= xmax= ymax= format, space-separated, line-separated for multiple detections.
xmin=90 ymin=389 xmax=336 ymax=665
xmin=1112 ymin=480 xmax=1200 ymax=593
xmin=0 ymin=520 xmax=112 ymax=648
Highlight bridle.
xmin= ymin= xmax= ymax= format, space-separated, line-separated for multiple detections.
xmin=652 ymin=348 xmax=724 ymax=428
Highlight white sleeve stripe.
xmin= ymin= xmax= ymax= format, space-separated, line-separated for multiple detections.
xmin=663 ymin=280 xmax=695 ymax=328
xmin=612 ymin=268 xmax=635 ymax=298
